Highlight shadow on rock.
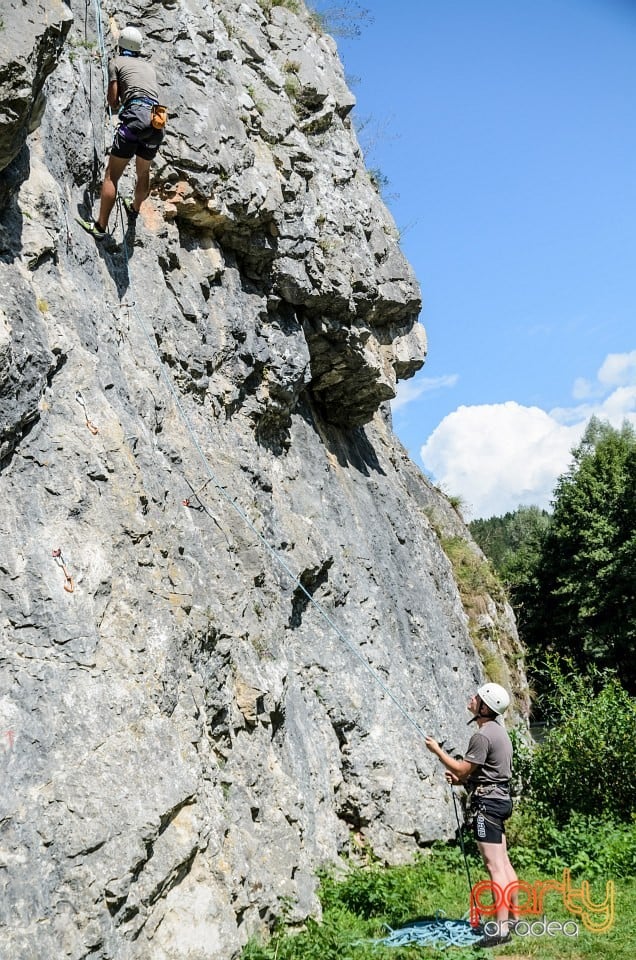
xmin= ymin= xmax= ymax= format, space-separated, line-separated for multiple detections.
xmin=0 ymin=146 xmax=30 ymax=265
xmin=328 ymin=425 xmax=386 ymax=476
xmin=75 ymin=189 xmax=136 ymax=299
xmin=301 ymin=398 xmax=386 ymax=476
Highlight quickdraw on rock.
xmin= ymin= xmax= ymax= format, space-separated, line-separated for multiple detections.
xmin=52 ymin=548 xmax=74 ymax=593
xmin=182 ymin=479 xmax=232 ymax=548
xmin=75 ymin=390 xmax=98 ymax=435
xmin=182 ymin=478 xmax=212 ymax=512
xmin=182 ymin=497 xmax=203 ymax=512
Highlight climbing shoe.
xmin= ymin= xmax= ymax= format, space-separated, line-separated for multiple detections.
xmin=123 ymin=197 xmax=139 ymax=219
xmin=473 ymin=931 xmax=512 ymax=948
xmin=76 ymin=216 xmax=107 ymax=240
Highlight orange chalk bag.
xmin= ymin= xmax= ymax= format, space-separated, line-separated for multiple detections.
xmin=151 ymin=104 xmax=168 ymax=129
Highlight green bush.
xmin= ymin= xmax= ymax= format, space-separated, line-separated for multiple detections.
xmin=508 ymin=807 xmax=636 ymax=879
xmin=509 ymin=725 xmax=534 ymax=797
xmin=528 ymin=661 xmax=636 ymax=822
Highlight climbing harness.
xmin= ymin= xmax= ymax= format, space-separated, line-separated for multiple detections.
xmin=123 ymin=97 xmax=169 ymax=129
xmin=360 ymin=913 xmax=482 ymax=950
xmin=472 ymin=781 xmax=511 ymax=797
xmin=75 ymin=390 xmax=99 ymax=434
xmin=52 ymin=548 xmax=74 ymax=594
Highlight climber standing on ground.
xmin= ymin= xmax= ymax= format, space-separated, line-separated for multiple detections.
xmin=425 ymin=683 xmax=518 ymax=949
xmin=78 ymin=25 xmax=166 ymax=239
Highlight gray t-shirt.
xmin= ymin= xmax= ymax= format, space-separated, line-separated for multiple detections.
xmin=109 ymin=54 xmax=159 ymax=104
xmin=464 ymin=719 xmax=512 ymax=797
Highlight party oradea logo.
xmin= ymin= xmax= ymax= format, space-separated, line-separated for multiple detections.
xmin=470 ymin=868 xmax=615 ymax=936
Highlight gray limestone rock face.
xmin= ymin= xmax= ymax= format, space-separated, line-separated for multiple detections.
xmin=0 ymin=2 xmax=528 ymax=958
xmin=0 ymin=0 xmax=73 ymax=173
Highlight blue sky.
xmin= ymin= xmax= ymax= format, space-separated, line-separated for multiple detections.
xmin=329 ymin=0 xmax=636 ymax=517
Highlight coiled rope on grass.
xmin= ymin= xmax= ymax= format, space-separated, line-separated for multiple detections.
xmin=362 ymin=914 xmax=482 ymax=949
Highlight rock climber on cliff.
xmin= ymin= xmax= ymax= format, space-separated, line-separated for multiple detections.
xmin=77 ymin=25 xmax=166 ymax=239
xmin=425 ymin=683 xmax=519 ymax=948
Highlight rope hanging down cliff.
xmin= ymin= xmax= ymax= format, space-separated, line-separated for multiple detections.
xmin=85 ymin=0 xmax=434 ymax=751
xmin=81 ymin=9 xmax=484 ymax=944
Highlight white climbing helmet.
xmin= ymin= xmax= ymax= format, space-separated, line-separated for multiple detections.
xmin=477 ymin=682 xmax=510 ymax=716
xmin=119 ymin=26 xmax=143 ymax=52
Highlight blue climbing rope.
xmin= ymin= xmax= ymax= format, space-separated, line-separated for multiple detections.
xmin=89 ymin=0 xmax=431 ymax=752
xmin=83 ymin=6 xmax=481 ymax=934
xmin=362 ymin=914 xmax=482 ymax=949
xmin=114 ymin=197 xmax=431 ymax=747
xmin=92 ymin=0 xmax=110 ymax=100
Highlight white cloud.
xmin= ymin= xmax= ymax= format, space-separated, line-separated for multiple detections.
xmin=421 ymin=402 xmax=582 ymax=518
xmin=420 ymin=352 xmax=636 ymax=519
xmin=597 ymin=350 xmax=636 ymax=387
xmin=392 ymin=373 xmax=458 ymax=412
xmin=569 ymin=351 xmax=636 ymax=401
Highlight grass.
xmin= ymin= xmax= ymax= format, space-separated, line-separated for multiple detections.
xmin=307 ymin=2 xmax=373 ymax=39
xmin=437 ymin=533 xmax=523 ymax=692
xmin=439 ymin=536 xmax=504 ymax=606
xmin=257 ymin=0 xmax=300 ymax=14
xmin=241 ymin=837 xmax=635 ymax=960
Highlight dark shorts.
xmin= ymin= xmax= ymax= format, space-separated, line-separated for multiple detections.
xmin=112 ymin=102 xmax=164 ymax=162
xmin=470 ymin=795 xmax=512 ymax=844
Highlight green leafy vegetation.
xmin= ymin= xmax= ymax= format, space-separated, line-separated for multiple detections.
xmin=526 ymin=659 xmax=636 ymax=823
xmin=469 ymin=505 xmax=550 ymax=581
xmin=66 ymin=32 xmax=98 ymax=63
xmin=308 ymin=2 xmax=373 ymax=39
xmin=439 ymin=536 xmax=504 ymax=604
xmin=257 ymin=0 xmax=301 ymax=15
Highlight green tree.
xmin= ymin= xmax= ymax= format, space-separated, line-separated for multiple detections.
xmin=469 ymin=505 xmax=550 ymax=575
xmin=533 ymin=418 xmax=636 ymax=687
xmin=469 ymin=506 xmax=550 ymax=640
